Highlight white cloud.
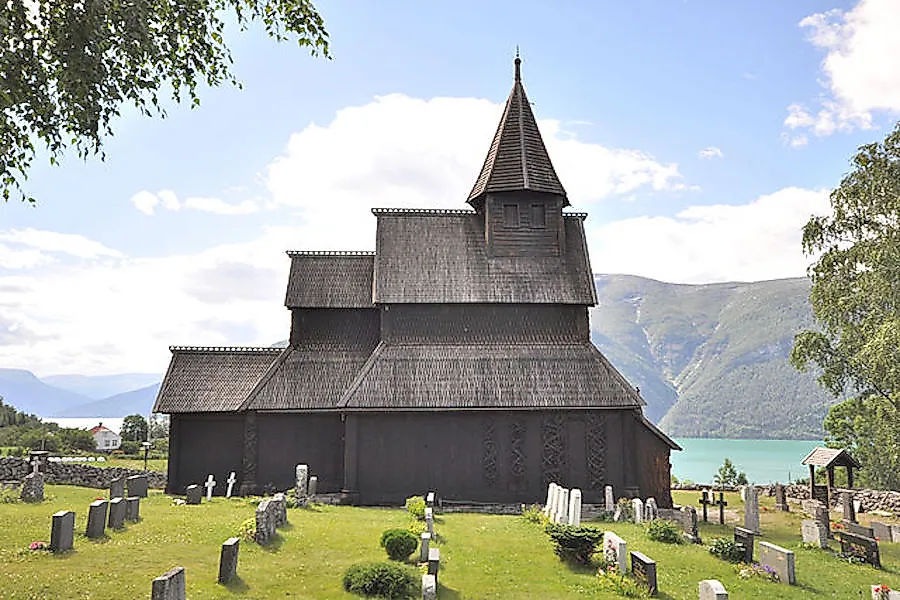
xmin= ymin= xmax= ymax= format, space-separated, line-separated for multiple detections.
xmin=183 ymin=197 xmax=259 ymax=215
xmin=787 ymin=0 xmax=900 ymax=139
xmin=698 ymin=146 xmax=723 ymax=159
xmin=0 ymin=229 xmax=122 ymax=259
xmin=131 ymin=190 xmax=159 ymax=215
xmin=130 ymin=190 xmax=258 ymax=216
xmin=589 ymin=187 xmax=830 ymax=284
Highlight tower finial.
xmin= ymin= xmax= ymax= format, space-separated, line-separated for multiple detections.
xmin=514 ymin=47 xmax=521 ymax=82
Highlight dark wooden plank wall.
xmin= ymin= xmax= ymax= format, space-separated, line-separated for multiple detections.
xmin=486 ymin=193 xmax=564 ymax=256
xmin=290 ymin=308 xmax=380 ymax=348
xmin=170 ymin=414 xmax=244 ymax=495
xmin=256 ymin=413 xmax=344 ymax=493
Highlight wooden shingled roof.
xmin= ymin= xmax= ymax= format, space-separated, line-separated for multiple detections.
xmin=467 ymin=57 xmax=567 ymax=207
xmin=801 ymin=447 xmax=861 ymax=469
xmin=153 ymin=347 xmax=282 ymax=413
xmin=337 ymin=341 xmax=643 ymax=411
xmin=284 ymin=252 xmax=374 ymax=308
xmin=372 ymin=211 xmax=596 ymax=304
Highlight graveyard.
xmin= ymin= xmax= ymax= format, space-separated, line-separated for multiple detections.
xmin=3 ymin=481 xmax=900 ymax=599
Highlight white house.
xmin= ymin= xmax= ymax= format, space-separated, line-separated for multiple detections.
xmin=90 ymin=423 xmax=121 ymax=451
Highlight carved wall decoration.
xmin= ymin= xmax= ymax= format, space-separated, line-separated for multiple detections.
xmin=482 ymin=419 xmax=498 ymax=486
xmin=510 ymin=420 xmax=526 ymax=486
xmin=586 ymin=413 xmax=607 ymax=490
xmin=240 ymin=411 xmax=258 ymax=495
xmin=541 ymin=413 xmax=566 ymax=489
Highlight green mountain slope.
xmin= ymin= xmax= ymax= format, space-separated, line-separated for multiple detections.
xmin=590 ymin=275 xmax=840 ymax=440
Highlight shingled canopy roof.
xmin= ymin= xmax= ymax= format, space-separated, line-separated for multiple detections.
xmin=372 ymin=210 xmax=595 ymax=304
xmin=285 ymin=252 xmax=374 ymax=308
xmin=801 ymin=447 xmax=861 ymax=469
xmin=467 ymin=57 xmax=567 ymax=208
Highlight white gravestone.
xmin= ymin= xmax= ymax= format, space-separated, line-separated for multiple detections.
xmin=425 ymin=507 xmax=434 ymax=536
xmin=632 ymin=498 xmax=644 ymax=524
xmin=225 ymin=472 xmax=237 ymax=499
xmin=295 ymin=464 xmax=309 ymax=496
xmin=543 ymin=483 xmax=556 ymax=516
xmin=605 ymin=485 xmax=614 ymax=512
xmin=744 ymin=486 xmax=760 ymax=534
xmin=31 ymin=457 xmax=40 ymax=475
xmin=603 ymin=531 xmax=628 ymax=574
xmin=567 ymin=489 xmax=582 ymax=526
xmin=557 ymin=488 xmax=570 ymax=524
xmin=205 ymin=475 xmax=216 ymax=501
xmin=699 ymin=579 xmax=729 ymax=599
xmin=644 ymin=497 xmax=658 ymax=522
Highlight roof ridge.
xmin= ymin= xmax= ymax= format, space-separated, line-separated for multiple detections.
xmin=371 ymin=208 xmax=476 ymax=216
xmin=286 ymin=251 xmax=375 ymax=257
xmin=169 ymin=346 xmax=284 ymax=353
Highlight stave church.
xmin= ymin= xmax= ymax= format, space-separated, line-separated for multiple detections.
xmin=153 ymin=57 xmax=680 ymax=506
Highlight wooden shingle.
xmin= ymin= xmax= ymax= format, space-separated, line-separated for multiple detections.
xmin=284 ymin=252 xmax=374 ymax=308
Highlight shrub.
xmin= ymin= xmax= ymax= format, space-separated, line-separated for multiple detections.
xmin=405 ymin=496 xmax=426 ymax=521
xmin=735 ymin=562 xmax=778 ymax=582
xmin=380 ymin=528 xmax=418 ymax=561
xmin=646 ymin=519 xmax=682 ymax=544
xmin=237 ymin=517 xmax=257 ymax=543
xmin=0 ymin=487 xmax=20 ymax=504
xmin=544 ymin=523 xmax=604 ymax=564
xmin=615 ymin=498 xmax=634 ymax=521
xmin=521 ymin=503 xmax=548 ymax=526
xmin=596 ymin=565 xmax=651 ymax=598
xmin=342 ymin=562 xmax=419 ymax=599
xmin=708 ymin=537 xmax=744 ymax=563
xmin=119 ymin=440 xmax=141 ymax=455
xmin=406 ymin=519 xmax=426 ymax=537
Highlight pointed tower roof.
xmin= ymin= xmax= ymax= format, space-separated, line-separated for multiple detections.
xmin=467 ymin=55 xmax=568 ymax=207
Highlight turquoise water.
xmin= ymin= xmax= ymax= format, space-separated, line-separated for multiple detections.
xmin=670 ymin=438 xmax=823 ymax=485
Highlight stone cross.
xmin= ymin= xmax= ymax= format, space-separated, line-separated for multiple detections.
xmin=226 ymin=472 xmax=237 ymax=499
xmin=205 ymin=475 xmax=216 ymax=501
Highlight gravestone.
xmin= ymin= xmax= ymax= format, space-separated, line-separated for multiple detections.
xmin=843 ymin=520 xmax=875 ymax=539
xmin=151 ymin=566 xmax=186 ymax=600
xmin=108 ymin=497 xmax=126 ymax=530
xmin=758 ymin=541 xmax=796 ymax=585
xmin=699 ymin=579 xmax=729 ymax=600
xmin=814 ymin=504 xmax=831 ymax=539
xmin=255 ymin=499 xmax=276 ymax=545
xmin=842 ymin=491 xmax=856 ymax=523
xmin=425 ymin=507 xmax=434 ymax=536
xmin=420 ymin=532 xmax=431 ymax=562
xmin=126 ymin=497 xmax=141 ymax=522
xmin=603 ymin=531 xmax=628 ymax=574
xmin=658 ymin=507 xmax=700 ymax=543
xmin=699 ymin=490 xmax=712 ymax=522
xmin=272 ymin=493 xmax=287 ymax=527
xmin=422 ymin=574 xmax=437 ymax=600
xmin=50 ymin=510 xmax=75 ymax=553
xmin=714 ymin=492 xmax=728 ymax=525
xmin=871 ymin=521 xmax=892 ymax=542
xmin=891 ymin=525 xmax=900 ymax=543
xmin=743 ymin=486 xmax=759 ymax=534
xmin=644 ymin=497 xmax=659 ymax=522
xmin=295 ymin=464 xmax=309 ymax=496
xmin=218 ymin=537 xmax=240 ymax=584
xmin=557 ymin=488 xmax=569 ymax=524
xmin=871 ymin=585 xmax=900 ymax=599
xmin=774 ymin=483 xmax=789 ymax=511
xmin=185 ymin=484 xmax=202 ymax=505
xmin=801 ymin=519 xmax=828 ymax=548
xmin=86 ymin=500 xmax=108 ymax=539
xmin=544 ymin=483 xmax=557 ymax=518
xmin=110 ymin=477 xmax=125 ymax=499
xmin=308 ymin=476 xmax=318 ymax=497
xmin=605 ymin=485 xmax=614 ymax=512
xmin=568 ymin=488 xmax=582 ymax=526
xmin=855 ymin=499 xmax=863 ymax=515
xmin=734 ymin=527 xmax=755 ymax=563
xmin=801 ymin=498 xmax=822 ymax=515
xmin=127 ymin=474 xmax=148 ymax=498
xmin=836 ymin=530 xmax=880 ymax=568
xmin=20 ymin=472 xmax=44 ymax=503
xmin=225 ymin=472 xmax=237 ymax=499
xmin=204 ymin=475 xmax=216 ymax=501
xmin=632 ymin=498 xmax=644 ymax=524
xmin=630 ymin=551 xmax=658 ymax=596
xmin=427 ymin=547 xmax=440 ymax=581
xmin=426 ymin=491 xmax=435 ymax=507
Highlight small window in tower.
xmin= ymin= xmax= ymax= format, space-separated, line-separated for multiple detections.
xmin=531 ymin=204 xmax=546 ymax=228
xmin=503 ymin=204 xmax=519 ymax=228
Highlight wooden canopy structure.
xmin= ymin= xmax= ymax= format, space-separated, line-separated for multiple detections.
xmin=801 ymin=446 xmax=861 ymax=506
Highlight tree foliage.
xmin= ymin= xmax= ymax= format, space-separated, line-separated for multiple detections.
xmin=1 ymin=0 xmax=329 ymax=203
xmin=713 ymin=458 xmax=747 ymax=488
xmin=120 ymin=414 xmax=148 ymax=442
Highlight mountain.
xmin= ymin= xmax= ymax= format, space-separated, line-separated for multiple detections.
xmin=0 ymin=369 xmax=92 ymax=417
xmin=41 ymin=373 xmax=162 ymax=399
xmin=590 ymin=275 xmax=839 ymax=440
xmin=55 ymin=383 xmax=162 ymax=418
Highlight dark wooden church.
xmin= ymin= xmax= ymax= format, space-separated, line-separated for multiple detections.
xmin=154 ymin=58 xmax=680 ymax=506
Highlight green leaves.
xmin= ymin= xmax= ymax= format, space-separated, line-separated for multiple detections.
xmin=1 ymin=0 xmax=329 ymax=203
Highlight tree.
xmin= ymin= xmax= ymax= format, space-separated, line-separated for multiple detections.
xmin=120 ymin=414 xmax=148 ymax=442
xmin=2 ymin=0 xmax=329 ymax=203
xmin=713 ymin=458 xmax=748 ymax=488
xmin=791 ymin=121 xmax=900 ymax=489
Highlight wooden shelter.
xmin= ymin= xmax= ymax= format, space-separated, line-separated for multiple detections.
xmin=153 ymin=57 xmax=680 ymax=506
xmin=801 ymin=446 xmax=861 ymax=506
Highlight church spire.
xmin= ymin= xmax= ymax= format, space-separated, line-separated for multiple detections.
xmin=467 ymin=54 xmax=568 ymax=209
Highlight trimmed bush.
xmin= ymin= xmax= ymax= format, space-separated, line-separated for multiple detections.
xmin=380 ymin=528 xmax=418 ymax=561
xmin=646 ymin=519 xmax=682 ymax=544
xmin=342 ymin=562 xmax=419 ymax=599
xmin=405 ymin=496 xmax=426 ymax=521
xmin=544 ymin=523 xmax=604 ymax=564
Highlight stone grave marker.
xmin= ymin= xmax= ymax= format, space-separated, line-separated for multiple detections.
xmin=568 ymin=488 xmax=582 ymax=526
xmin=543 ymin=483 xmax=556 ymax=517
xmin=420 ymin=532 xmax=431 ymax=562
xmin=272 ymin=493 xmax=287 ymax=527
xmin=739 ymin=485 xmax=747 ymax=503
xmin=891 ymin=525 xmax=900 ymax=544
xmin=836 ymin=530 xmax=880 ymax=568
xmin=630 ymin=551 xmax=657 ymax=596
xmin=422 ymin=574 xmax=437 ymax=600
xmin=204 ymin=475 xmax=216 ymax=501
xmin=842 ymin=491 xmax=856 ymax=523
xmin=855 ymin=499 xmax=863 ymax=515
xmin=632 ymin=498 xmax=644 ymax=524
xmin=50 ymin=510 xmax=75 ymax=553
xmin=714 ymin=492 xmax=728 ymax=525
xmin=108 ymin=497 xmax=126 ymax=530
xmin=644 ymin=497 xmax=658 ymax=522
xmin=557 ymin=488 xmax=570 ymax=524
xmin=225 ymin=472 xmax=237 ymax=499
xmin=218 ymin=537 xmax=240 ymax=584
xmin=295 ymin=464 xmax=309 ymax=496
xmin=844 ymin=520 xmax=875 ymax=539
xmin=759 ymin=541 xmax=796 ymax=585
xmin=699 ymin=579 xmax=729 ymax=600
xmin=151 ymin=566 xmax=186 ymax=600
xmin=86 ymin=500 xmax=108 ymax=539
xmin=658 ymin=506 xmax=700 ymax=543
xmin=20 ymin=472 xmax=44 ymax=503
xmin=426 ymin=491 xmax=435 ymax=507
xmin=255 ymin=499 xmax=276 ymax=545
xmin=603 ymin=531 xmax=628 ymax=574
xmin=127 ymin=474 xmax=148 ymax=498
xmin=743 ymin=486 xmax=760 ymax=534
xmin=308 ymin=475 xmax=318 ymax=497
xmin=186 ymin=484 xmax=202 ymax=505
xmin=110 ymin=477 xmax=125 ymax=499
xmin=126 ymin=497 xmax=141 ymax=522
xmin=815 ymin=504 xmax=832 ymax=539
xmin=775 ymin=483 xmax=789 ymax=511
xmin=801 ymin=519 xmax=828 ymax=548
xmin=605 ymin=485 xmax=614 ymax=512
xmin=427 ymin=547 xmax=440 ymax=581
xmin=871 ymin=521 xmax=892 ymax=542
xmin=734 ymin=527 xmax=755 ymax=563
xmin=425 ymin=507 xmax=434 ymax=536
xmin=699 ymin=489 xmax=712 ymax=522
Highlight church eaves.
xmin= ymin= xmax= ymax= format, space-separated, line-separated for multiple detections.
xmin=467 ymin=55 xmax=568 ymax=207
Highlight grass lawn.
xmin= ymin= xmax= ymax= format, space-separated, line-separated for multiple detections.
xmin=97 ymin=456 xmax=168 ymax=472
xmin=1 ymin=487 xmax=899 ymax=599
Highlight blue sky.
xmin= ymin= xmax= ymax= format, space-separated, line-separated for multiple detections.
xmin=1 ymin=0 xmax=898 ymax=376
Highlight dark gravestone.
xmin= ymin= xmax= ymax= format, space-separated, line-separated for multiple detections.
xmin=774 ymin=483 xmax=789 ymax=511
xmin=109 ymin=477 xmax=125 ymax=499
xmin=125 ymin=497 xmax=141 ymax=522
xmin=842 ymin=520 xmax=874 ymax=539
xmin=86 ymin=500 xmax=108 ymax=539
xmin=21 ymin=472 xmax=45 ymax=503
xmin=871 ymin=520 xmax=892 ymax=542
xmin=835 ymin=530 xmax=880 ymax=568
xmin=50 ymin=510 xmax=75 ymax=553
xmin=218 ymin=537 xmax=240 ymax=584
xmin=734 ymin=527 xmax=755 ymax=563
xmin=427 ymin=547 xmax=440 ymax=582
xmin=814 ymin=504 xmax=832 ymax=539
xmin=185 ymin=485 xmax=202 ymax=505
xmin=812 ymin=484 xmax=829 ymax=505
xmin=715 ymin=492 xmax=728 ymax=525
xmin=841 ymin=491 xmax=856 ymax=523
xmin=698 ymin=490 xmax=711 ymax=522
xmin=108 ymin=497 xmax=126 ymax=530
xmin=630 ymin=551 xmax=658 ymax=596
xmin=127 ymin=474 xmax=148 ymax=498
xmin=151 ymin=566 xmax=186 ymax=600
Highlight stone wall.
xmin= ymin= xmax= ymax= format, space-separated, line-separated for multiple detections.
xmin=675 ymin=482 xmax=900 ymax=514
xmin=0 ymin=457 xmax=166 ymax=489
